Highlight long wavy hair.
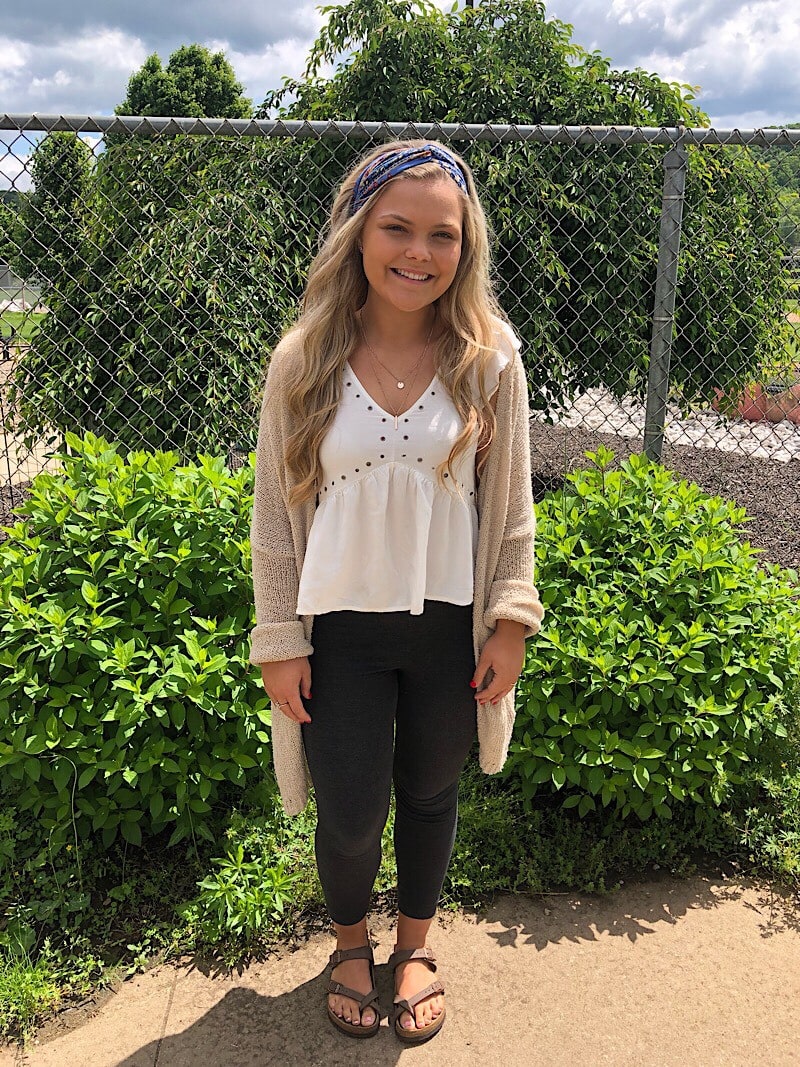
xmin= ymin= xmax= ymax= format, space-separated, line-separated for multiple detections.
xmin=277 ymin=138 xmax=511 ymax=508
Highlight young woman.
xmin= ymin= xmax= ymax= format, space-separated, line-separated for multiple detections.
xmin=249 ymin=139 xmax=544 ymax=1044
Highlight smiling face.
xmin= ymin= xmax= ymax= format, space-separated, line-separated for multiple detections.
xmin=358 ymin=175 xmax=464 ymax=317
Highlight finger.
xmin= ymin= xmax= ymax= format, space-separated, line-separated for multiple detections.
xmin=286 ymin=693 xmax=311 ymax=725
xmin=485 ymin=685 xmax=516 ymax=706
xmin=272 ymin=696 xmax=305 ymax=724
xmin=476 ymin=680 xmax=508 ymax=704
xmin=301 ymin=661 xmax=312 ymax=700
xmin=471 ymin=658 xmax=491 ymax=691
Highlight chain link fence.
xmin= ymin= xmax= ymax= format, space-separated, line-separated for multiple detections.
xmin=1 ymin=116 xmax=799 ymax=562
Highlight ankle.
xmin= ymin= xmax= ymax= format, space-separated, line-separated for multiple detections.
xmin=333 ymin=920 xmax=369 ymax=951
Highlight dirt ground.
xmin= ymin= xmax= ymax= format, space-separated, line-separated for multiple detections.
xmin=3 ymin=871 xmax=799 ymax=1067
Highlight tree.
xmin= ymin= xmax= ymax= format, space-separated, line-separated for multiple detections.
xmin=751 ymin=123 xmax=800 ymax=251
xmin=116 ymin=44 xmax=251 ymax=119
xmin=12 ymin=132 xmax=93 ymax=289
xmin=0 ymin=201 xmax=18 ymax=266
xmin=257 ymin=0 xmax=786 ymax=408
xmin=777 ymin=191 xmax=800 ymax=250
xmin=6 ymin=45 xmax=275 ymax=459
xmin=6 ymin=1 xmax=788 ymax=461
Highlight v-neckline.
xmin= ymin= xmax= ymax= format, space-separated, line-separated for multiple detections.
xmin=345 ymin=362 xmax=439 ymax=420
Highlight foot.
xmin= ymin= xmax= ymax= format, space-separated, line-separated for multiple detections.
xmin=328 ymin=957 xmax=377 ymax=1028
xmin=394 ymin=952 xmax=445 ymax=1032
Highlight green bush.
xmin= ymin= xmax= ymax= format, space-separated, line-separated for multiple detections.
xmin=508 ymin=446 xmax=800 ymax=821
xmin=448 ymin=758 xmax=737 ymax=900
xmin=0 ymin=431 xmax=269 ymax=850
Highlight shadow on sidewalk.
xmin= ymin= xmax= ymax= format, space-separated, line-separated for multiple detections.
xmin=86 ymin=873 xmax=800 ymax=1067
xmin=468 ymin=869 xmax=800 ymax=948
xmin=112 ymin=960 xmax=406 ymax=1067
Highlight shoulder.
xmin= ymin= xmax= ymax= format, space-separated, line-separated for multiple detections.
xmin=264 ymin=324 xmax=305 ymax=395
xmin=479 ymin=315 xmax=522 ymax=401
xmin=491 ymin=315 xmax=522 ymax=360
xmin=268 ymin=324 xmax=305 ymax=373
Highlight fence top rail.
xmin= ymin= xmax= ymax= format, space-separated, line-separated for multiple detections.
xmin=2 ymin=115 xmax=800 ymax=146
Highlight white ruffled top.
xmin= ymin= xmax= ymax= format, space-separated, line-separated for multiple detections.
xmin=295 ymin=319 xmax=519 ymax=617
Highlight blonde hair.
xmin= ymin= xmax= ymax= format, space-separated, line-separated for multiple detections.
xmin=275 ymin=138 xmax=511 ymax=508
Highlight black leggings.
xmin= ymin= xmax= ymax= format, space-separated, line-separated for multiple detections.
xmin=301 ymin=600 xmax=477 ymax=926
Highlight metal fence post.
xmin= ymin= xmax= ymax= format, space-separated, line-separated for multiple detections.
xmin=643 ymin=130 xmax=688 ymax=462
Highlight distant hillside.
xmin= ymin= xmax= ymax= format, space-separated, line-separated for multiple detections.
xmin=756 ymin=122 xmax=800 ymax=194
xmin=752 ymin=123 xmax=800 ymax=250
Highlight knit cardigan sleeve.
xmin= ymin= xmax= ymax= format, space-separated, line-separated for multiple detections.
xmin=248 ymin=340 xmax=314 ymax=666
xmin=483 ymin=352 xmax=545 ymax=639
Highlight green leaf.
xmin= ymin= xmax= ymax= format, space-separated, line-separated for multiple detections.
xmin=551 ymin=766 xmax=567 ymax=790
xmin=633 ymin=764 xmax=650 ymax=790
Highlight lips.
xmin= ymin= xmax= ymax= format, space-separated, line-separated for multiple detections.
xmin=392 ymin=268 xmax=432 ymax=282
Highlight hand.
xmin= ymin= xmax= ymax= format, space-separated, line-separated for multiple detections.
xmin=472 ymin=621 xmax=526 ymax=706
xmin=260 ymin=657 xmax=312 ymax=724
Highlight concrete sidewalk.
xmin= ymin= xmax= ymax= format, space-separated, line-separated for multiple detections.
xmin=4 ymin=872 xmax=800 ymax=1067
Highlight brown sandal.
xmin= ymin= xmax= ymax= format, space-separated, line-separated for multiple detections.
xmin=388 ymin=946 xmax=446 ymax=1044
xmin=325 ymin=944 xmax=381 ymax=1039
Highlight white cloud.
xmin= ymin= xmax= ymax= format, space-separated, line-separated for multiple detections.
xmin=0 ymin=145 xmax=33 ymax=192
xmin=0 ymin=0 xmax=797 ymax=127
xmin=0 ymin=28 xmax=147 ymax=114
xmin=547 ymin=0 xmax=800 ymax=124
xmin=205 ymin=35 xmax=320 ymax=111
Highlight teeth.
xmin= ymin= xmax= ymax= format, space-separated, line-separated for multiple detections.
xmin=395 ymin=269 xmax=430 ymax=281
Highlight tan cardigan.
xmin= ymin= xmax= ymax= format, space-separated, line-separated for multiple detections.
xmin=249 ymin=325 xmax=545 ymax=816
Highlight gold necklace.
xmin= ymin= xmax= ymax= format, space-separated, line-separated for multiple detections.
xmin=358 ymin=311 xmax=436 ymax=430
xmin=358 ymin=309 xmax=435 ymax=389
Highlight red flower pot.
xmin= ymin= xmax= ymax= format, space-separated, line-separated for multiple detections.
xmin=712 ymin=384 xmax=767 ymax=421
xmin=712 ymin=381 xmax=800 ymax=423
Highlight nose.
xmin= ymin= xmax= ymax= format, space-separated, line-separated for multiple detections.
xmin=405 ymin=235 xmax=432 ymax=261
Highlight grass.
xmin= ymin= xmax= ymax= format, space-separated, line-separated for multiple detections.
xmin=0 ymin=948 xmax=61 ymax=1042
xmin=0 ymin=310 xmax=45 ymax=344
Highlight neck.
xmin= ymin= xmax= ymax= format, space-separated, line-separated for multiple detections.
xmin=358 ymin=299 xmax=438 ymax=350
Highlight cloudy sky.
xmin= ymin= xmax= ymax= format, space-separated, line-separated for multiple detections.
xmin=0 ymin=0 xmax=797 ymax=129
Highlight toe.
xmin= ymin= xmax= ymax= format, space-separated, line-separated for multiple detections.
xmin=362 ymin=1007 xmax=376 ymax=1027
xmin=400 ymin=1009 xmax=415 ymax=1031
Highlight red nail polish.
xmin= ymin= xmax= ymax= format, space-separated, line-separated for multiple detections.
xmin=469 ymin=680 xmax=477 ymax=688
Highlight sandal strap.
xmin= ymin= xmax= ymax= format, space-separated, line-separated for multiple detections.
xmin=393 ymin=980 xmax=445 ymax=1014
xmin=327 ymin=979 xmax=381 ymax=1013
xmin=328 ymin=944 xmax=374 ymax=968
xmin=387 ymin=946 xmax=437 ymax=972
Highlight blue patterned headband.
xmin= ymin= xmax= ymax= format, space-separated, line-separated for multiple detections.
xmin=349 ymin=143 xmax=469 ymax=216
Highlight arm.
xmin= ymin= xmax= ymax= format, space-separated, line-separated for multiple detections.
xmin=472 ymin=355 xmax=544 ymax=704
xmin=248 ymin=343 xmax=314 ymax=667
xmin=483 ymin=353 xmax=544 ymax=639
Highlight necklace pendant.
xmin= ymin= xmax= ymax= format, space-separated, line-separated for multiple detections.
xmin=394 ymin=414 xmax=399 ymax=430
xmin=397 ymin=381 xmax=405 ymax=389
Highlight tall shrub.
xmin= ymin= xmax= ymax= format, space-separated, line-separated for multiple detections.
xmin=0 ymin=433 xmax=269 ymax=849
xmin=508 ymin=447 xmax=800 ymax=821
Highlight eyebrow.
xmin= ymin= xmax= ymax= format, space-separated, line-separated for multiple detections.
xmin=378 ymin=212 xmax=461 ymax=229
